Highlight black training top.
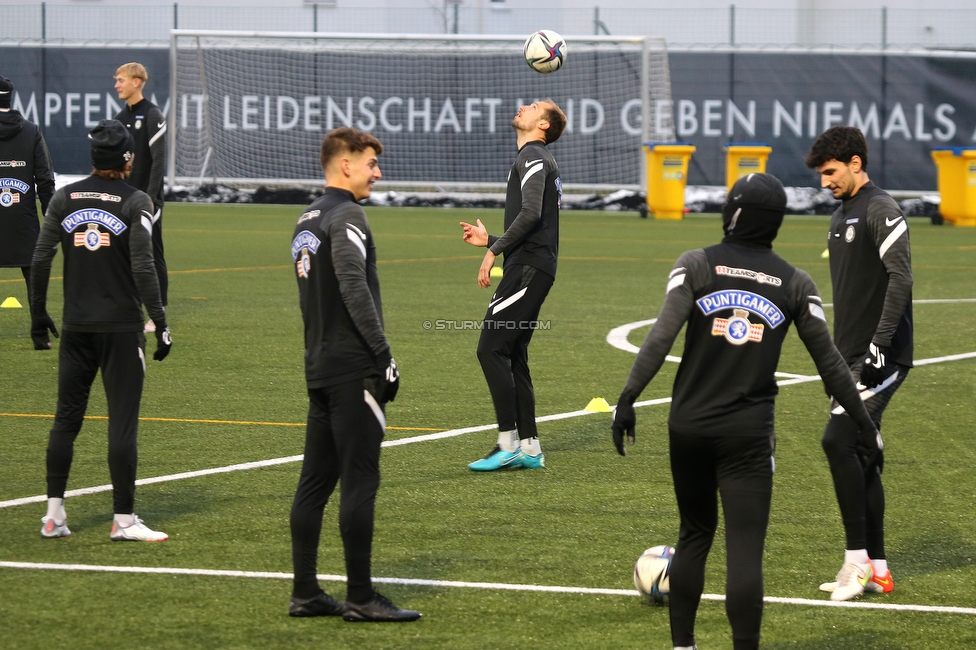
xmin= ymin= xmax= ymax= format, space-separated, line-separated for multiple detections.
xmin=487 ymin=140 xmax=560 ymax=279
xmin=622 ymin=242 xmax=876 ymax=437
xmin=115 ymin=97 xmax=166 ymax=208
xmin=828 ymin=181 xmax=913 ymax=367
xmin=292 ymin=187 xmax=389 ymax=388
xmin=0 ymin=109 xmax=55 ymax=267
xmin=31 ymin=175 xmax=165 ymax=332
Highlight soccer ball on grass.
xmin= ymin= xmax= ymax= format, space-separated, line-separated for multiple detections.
xmin=634 ymin=545 xmax=674 ymax=605
xmin=523 ymin=30 xmax=567 ymax=74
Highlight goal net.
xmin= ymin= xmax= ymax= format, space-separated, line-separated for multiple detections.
xmin=168 ymin=31 xmax=674 ymax=190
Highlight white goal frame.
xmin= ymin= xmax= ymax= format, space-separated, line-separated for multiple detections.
xmin=167 ymin=30 xmax=674 ymax=192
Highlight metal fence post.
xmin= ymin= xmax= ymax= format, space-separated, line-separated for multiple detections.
xmin=314 ymin=3 xmax=318 ymax=33
xmin=41 ymin=2 xmax=46 ymax=42
xmin=174 ymin=3 xmax=178 ymax=30
xmin=730 ymin=4 xmax=735 ymax=46
xmin=882 ymin=6 xmax=888 ymax=49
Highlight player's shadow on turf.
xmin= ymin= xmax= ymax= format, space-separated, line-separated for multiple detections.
xmin=887 ymin=532 xmax=976 ymax=577
xmin=764 ymin=631 xmax=909 ymax=650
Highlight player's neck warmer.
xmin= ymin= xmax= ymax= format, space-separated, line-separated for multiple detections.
xmin=721 ymin=173 xmax=787 ymax=249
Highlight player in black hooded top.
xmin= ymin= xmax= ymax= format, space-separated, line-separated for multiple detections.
xmin=0 ymin=75 xmax=55 ymax=311
xmin=611 ymin=174 xmax=880 ymax=650
xmin=30 ymin=119 xmax=172 ymax=543
xmin=114 ymin=63 xmax=168 ymax=314
xmin=806 ymin=126 xmax=913 ymax=602
xmin=287 ymin=128 xmax=419 ymax=623
xmin=459 ymin=99 xmax=567 ymax=472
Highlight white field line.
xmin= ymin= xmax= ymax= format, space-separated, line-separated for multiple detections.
xmin=1 ymin=561 xmax=974 ymax=616
xmin=606 ymin=318 xmax=809 ymax=379
xmin=607 ymin=297 xmax=976 ymax=376
xmin=3 ymin=349 xmax=973 ymax=511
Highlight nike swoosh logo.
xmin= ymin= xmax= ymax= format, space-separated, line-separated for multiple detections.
xmin=873 ymin=575 xmax=893 ymax=587
xmin=885 ymin=216 xmax=903 ymax=226
xmin=525 ymin=160 xmax=542 ymax=167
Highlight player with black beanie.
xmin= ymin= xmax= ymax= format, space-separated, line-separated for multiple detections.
xmin=31 ymin=119 xmax=172 ymax=542
xmin=611 ymin=174 xmax=880 ymax=650
xmin=0 ymin=74 xmax=55 ymax=312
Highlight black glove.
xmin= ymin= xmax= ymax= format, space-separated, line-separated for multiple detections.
xmin=30 ymin=312 xmax=59 ymax=350
xmin=611 ymin=393 xmax=636 ymax=456
xmin=153 ymin=325 xmax=172 ymax=361
xmin=375 ymin=354 xmax=400 ymax=403
xmin=856 ymin=426 xmax=884 ymax=472
xmin=860 ymin=342 xmax=892 ymax=389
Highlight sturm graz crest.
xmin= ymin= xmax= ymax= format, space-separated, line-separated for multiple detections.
xmin=711 ymin=309 xmax=764 ymax=345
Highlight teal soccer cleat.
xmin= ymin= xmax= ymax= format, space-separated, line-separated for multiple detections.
xmin=468 ymin=446 xmax=523 ymax=471
xmin=519 ymin=452 xmax=546 ymax=469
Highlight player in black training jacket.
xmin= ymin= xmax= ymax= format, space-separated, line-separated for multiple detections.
xmin=611 ymin=174 xmax=880 ymax=650
xmin=114 ymin=62 xmax=168 ymax=325
xmin=459 ymin=99 xmax=567 ymax=471
xmin=288 ymin=128 xmax=419 ymax=623
xmin=0 ymin=75 xmax=55 ymax=314
xmin=30 ymin=120 xmax=172 ymax=543
xmin=805 ymin=126 xmax=913 ymax=602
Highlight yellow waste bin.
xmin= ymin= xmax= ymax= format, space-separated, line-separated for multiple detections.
xmin=930 ymin=147 xmax=976 ymax=226
xmin=724 ymin=143 xmax=772 ymax=191
xmin=644 ymin=143 xmax=696 ymax=220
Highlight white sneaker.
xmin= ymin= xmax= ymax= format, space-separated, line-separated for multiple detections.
xmin=144 ymin=320 xmax=156 ymax=333
xmin=110 ymin=515 xmax=168 ymax=542
xmin=828 ymin=561 xmax=873 ymax=601
xmin=40 ymin=516 xmax=71 ymax=538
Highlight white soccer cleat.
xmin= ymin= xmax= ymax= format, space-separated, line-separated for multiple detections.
xmin=40 ymin=516 xmax=71 ymax=539
xmin=110 ymin=515 xmax=168 ymax=542
xmin=828 ymin=561 xmax=873 ymax=601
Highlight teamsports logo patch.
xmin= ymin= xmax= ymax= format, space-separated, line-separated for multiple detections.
xmin=712 ymin=309 xmax=764 ymax=345
xmin=696 ymin=289 xmax=786 ymax=328
xmin=74 ymin=224 xmax=111 ymax=250
xmin=291 ymin=230 xmax=321 ymax=278
xmin=297 ymin=209 xmax=320 ymax=224
xmin=714 ymin=265 xmax=782 ymax=286
xmin=0 ymin=161 xmax=27 ymax=168
xmin=70 ymin=191 xmax=122 ymax=203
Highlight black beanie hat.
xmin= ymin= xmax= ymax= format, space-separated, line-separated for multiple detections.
xmin=0 ymin=76 xmax=12 ymax=109
xmin=89 ymin=119 xmax=135 ymax=170
xmin=721 ymin=173 xmax=788 ymax=249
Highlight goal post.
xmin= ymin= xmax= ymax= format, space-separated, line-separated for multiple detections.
xmin=167 ymin=30 xmax=674 ymax=191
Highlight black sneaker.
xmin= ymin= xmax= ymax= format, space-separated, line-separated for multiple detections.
xmin=343 ymin=591 xmax=421 ymax=622
xmin=289 ymin=591 xmax=346 ymax=617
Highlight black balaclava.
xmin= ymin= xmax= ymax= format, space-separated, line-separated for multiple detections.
xmin=721 ymin=172 xmax=788 ymax=249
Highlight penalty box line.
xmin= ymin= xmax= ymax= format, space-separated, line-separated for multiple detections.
xmin=3 ymin=351 xmax=975 ymax=511
xmin=1 ymin=561 xmax=974 ymax=616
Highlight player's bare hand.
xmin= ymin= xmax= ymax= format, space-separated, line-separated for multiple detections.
xmin=460 ymin=219 xmax=488 ymax=247
xmin=478 ymin=250 xmax=496 ymax=288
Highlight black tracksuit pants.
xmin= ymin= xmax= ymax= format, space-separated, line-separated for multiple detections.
xmin=476 ymin=264 xmax=553 ymax=439
xmin=151 ymin=206 xmax=168 ymax=306
xmin=822 ymin=364 xmax=909 ymax=557
xmin=290 ymin=378 xmax=385 ymax=604
xmin=45 ymin=330 xmax=147 ymax=514
xmin=669 ymin=430 xmax=774 ymax=650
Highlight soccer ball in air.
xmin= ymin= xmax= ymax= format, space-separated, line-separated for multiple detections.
xmin=634 ymin=545 xmax=674 ymax=605
xmin=523 ymin=30 xmax=567 ymax=74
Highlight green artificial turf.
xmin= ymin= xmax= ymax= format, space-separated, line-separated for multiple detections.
xmin=1 ymin=205 xmax=974 ymax=649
